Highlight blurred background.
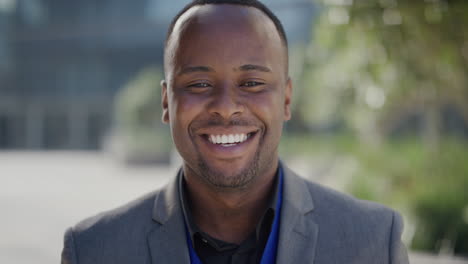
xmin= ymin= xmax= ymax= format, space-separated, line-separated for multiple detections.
xmin=0 ymin=0 xmax=467 ymax=263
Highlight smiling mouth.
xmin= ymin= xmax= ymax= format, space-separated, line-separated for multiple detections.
xmin=203 ymin=132 xmax=256 ymax=147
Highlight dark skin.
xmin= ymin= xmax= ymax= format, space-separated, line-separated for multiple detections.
xmin=162 ymin=5 xmax=292 ymax=244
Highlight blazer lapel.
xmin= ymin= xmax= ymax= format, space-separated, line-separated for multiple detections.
xmin=276 ymin=164 xmax=318 ymax=264
xmin=145 ymin=164 xmax=319 ymax=264
xmin=147 ymin=171 xmax=190 ymax=264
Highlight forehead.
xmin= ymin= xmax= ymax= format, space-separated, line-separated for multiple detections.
xmin=165 ymin=4 xmax=286 ymax=75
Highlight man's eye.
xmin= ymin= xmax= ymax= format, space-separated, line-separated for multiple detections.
xmin=189 ymin=83 xmax=210 ymax=88
xmin=240 ymin=81 xmax=266 ymax=92
xmin=242 ymin=81 xmax=263 ymax=87
xmin=186 ymin=82 xmax=211 ymax=93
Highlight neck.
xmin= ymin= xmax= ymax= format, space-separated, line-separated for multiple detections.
xmin=184 ymin=161 xmax=278 ymax=244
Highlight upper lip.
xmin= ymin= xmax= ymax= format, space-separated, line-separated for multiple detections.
xmin=195 ymin=127 xmax=259 ymax=136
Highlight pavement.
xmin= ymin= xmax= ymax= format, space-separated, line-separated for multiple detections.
xmin=0 ymin=151 xmax=466 ymax=264
xmin=0 ymin=151 xmax=177 ymax=264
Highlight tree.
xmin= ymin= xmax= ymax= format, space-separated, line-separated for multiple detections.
xmin=300 ymin=0 xmax=468 ymax=255
xmin=111 ymin=67 xmax=172 ymax=163
xmin=301 ymin=0 xmax=468 ymax=146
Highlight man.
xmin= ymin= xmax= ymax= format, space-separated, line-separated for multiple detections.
xmin=61 ymin=0 xmax=409 ymax=263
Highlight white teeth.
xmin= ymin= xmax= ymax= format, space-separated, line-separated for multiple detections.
xmin=208 ymin=133 xmax=250 ymax=144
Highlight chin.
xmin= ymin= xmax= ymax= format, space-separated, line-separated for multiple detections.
xmin=197 ymin=157 xmax=259 ymax=189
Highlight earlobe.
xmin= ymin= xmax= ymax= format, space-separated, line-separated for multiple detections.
xmin=161 ymin=80 xmax=169 ymax=124
xmin=284 ymin=78 xmax=292 ymax=121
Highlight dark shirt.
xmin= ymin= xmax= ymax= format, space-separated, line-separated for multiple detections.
xmin=179 ymin=170 xmax=280 ymax=264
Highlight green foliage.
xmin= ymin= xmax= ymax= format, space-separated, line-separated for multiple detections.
xmin=348 ymin=138 xmax=468 ymax=255
xmin=115 ymin=67 xmax=162 ymax=130
xmin=300 ymin=0 xmax=468 ymax=144
xmin=114 ymin=67 xmax=172 ymax=162
xmin=298 ymin=1 xmax=468 ymax=255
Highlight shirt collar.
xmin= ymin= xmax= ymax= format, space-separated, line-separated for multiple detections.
xmin=178 ymin=164 xmax=283 ymax=247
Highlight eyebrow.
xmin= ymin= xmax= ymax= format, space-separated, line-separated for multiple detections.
xmin=176 ymin=64 xmax=271 ymax=76
xmin=239 ymin=64 xmax=272 ymax=73
xmin=177 ymin=66 xmax=214 ymax=76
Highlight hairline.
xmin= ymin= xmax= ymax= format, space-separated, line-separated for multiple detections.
xmin=164 ymin=1 xmax=288 ymax=51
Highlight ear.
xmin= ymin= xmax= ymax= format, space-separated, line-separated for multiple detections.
xmin=283 ymin=77 xmax=292 ymax=121
xmin=161 ymin=80 xmax=169 ymax=124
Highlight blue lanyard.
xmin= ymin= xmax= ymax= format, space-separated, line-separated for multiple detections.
xmin=185 ymin=170 xmax=284 ymax=264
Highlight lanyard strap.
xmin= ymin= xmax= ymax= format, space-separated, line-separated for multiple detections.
xmin=185 ymin=170 xmax=284 ymax=264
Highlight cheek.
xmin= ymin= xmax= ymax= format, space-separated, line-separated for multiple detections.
xmin=245 ymin=92 xmax=285 ymax=130
xmin=168 ymin=95 xmax=200 ymax=158
xmin=169 ymin=94 xmax=205 ymax=134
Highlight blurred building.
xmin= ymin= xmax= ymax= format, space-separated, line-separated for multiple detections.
xmin=0 ymin=0 xmax=315 ymax=150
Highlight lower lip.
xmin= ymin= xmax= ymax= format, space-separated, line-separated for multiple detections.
xmin=198 ymin=133 xmax=258 ymax=158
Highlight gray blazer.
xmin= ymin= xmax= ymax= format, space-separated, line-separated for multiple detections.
xmin=61 ymin=165 xmax=409 ymax=264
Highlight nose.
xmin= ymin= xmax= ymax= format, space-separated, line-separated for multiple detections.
xmin=207 ymin=84 xmax=244 ymax=120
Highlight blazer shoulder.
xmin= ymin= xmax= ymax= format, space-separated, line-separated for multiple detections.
xmin=62 ymin=189 xmax=165 ymax=264
xmin=304 ymin=178 xmax=396 ymax=219
xmin=300 ymin=178 xmax=408 ymax=262
xmin=73 ymin=189 xmax=159 ymax=234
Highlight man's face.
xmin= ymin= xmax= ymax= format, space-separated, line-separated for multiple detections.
xmin=162 ymin=5 xmax=292 ymax=189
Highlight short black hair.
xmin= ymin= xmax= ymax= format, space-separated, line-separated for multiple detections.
xmin=165 ymin=0 xmax=288 ymax=48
